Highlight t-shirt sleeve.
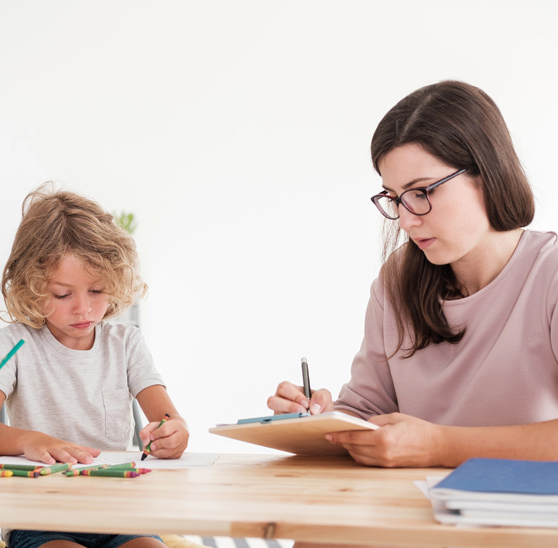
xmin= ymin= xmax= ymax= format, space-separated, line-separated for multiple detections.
xmin=547 ymin=267 xmax=558 ymax=365
xmin=0 ymin=328 xmax=20 ymax=400
xmin=334 ymin=276 xmax=399 ymax=419
xmin=125 ymin=329 xmax=166 ymax=397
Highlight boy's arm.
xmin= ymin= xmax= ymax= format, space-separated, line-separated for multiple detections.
xmin=136 ymin=384 xmax=189 ymax=458
xmin=0 ymin=392 xmax=100 ymax=464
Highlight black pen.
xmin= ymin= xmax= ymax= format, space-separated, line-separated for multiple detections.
xmin=301 ymin=357 xmax=312 ymax=401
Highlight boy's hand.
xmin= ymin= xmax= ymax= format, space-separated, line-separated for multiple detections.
xmin=23 ymin=431 xmax=100 ymax=465
xmin=140 ymin=417 xmax=189 ymax=459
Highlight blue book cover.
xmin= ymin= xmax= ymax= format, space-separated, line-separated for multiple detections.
xmin=432 ymin=458 xmax=558 ymax=496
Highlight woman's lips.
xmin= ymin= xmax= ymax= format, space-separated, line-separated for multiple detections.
xmin=415 ymin=237 xmax=436 ymax=250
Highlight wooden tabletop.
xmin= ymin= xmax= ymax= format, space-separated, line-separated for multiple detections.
xmin=1 ymin=453 xmax=558 ymax=547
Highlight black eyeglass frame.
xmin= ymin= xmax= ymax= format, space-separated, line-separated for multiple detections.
xmin=371 ymin=168 xmax=467 ymax=220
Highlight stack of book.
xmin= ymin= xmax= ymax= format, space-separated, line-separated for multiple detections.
xmin=428 ymin=458 xmax=558 ymax=527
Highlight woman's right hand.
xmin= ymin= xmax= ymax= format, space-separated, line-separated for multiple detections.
xmin=267 ymin=381 xmax=335 ymax=415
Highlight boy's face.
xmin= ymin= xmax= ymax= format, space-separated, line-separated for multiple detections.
xmin=43 ymin=255 xmax=109 ymax=350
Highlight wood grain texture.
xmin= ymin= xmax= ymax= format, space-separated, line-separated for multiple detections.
xmin=1 ymin=453 xmax=557 ymax=547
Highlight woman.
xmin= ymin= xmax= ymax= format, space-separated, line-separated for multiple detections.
xmin=268 ymin=80 xmax=558 ymax=470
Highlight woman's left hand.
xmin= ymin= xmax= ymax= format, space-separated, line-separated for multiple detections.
xmin=325 ymin=412 xmax=445 ymax=468
xmin=140 ymin=417 xmax=190 ymax=459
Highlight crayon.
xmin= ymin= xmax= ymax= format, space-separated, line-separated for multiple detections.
xmin=9 ymin=469 xmax=41 ymax=478
xmin=0 ymin=464 xmax=40 ymax=471
xmin=64 ymin=462 xmax=137 ymax=476
xmin=80 ymin=469 xmax=140 ymax=478
xmin=105 ymin=462 xmax=136 ymax=470
xmin=0 ymin=339 xmax=25 ymax=370
xmin=64 ymin=470 xmax=82 ymax=477
xmin=0 ymin=470 xmax=14 ymax=477
xmin=39 ymin=463 xmax=72 ymax=475
xmin=141 ymin=413 xmax=170 ymax=461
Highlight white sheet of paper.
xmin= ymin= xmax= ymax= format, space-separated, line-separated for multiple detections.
xmin=0 ymin=452 xmax=219 ymax=469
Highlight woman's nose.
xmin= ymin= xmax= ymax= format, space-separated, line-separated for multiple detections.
xmin=397 ymin=206 xmax=422 ymax=233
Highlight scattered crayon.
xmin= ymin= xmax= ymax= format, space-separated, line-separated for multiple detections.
xmin=141 ymin=413 xmax=170 ymax=461
xmin=39 ymin=463 xmax=72 ymax=475
xmin=104 ymin=462 xmax=136 ymax=470
xmin=64 ymin=462 xmax=138 ymax=476
xmin=0 ymin=464 xmax=40 ymax=471
xmin=0 ymin=470 xmax=14 ymax=477
xmin=80 ymin=469 xmax=140 ymax=478
xmin=64 ymin=470 xmax=82 ymax=477
xmin=9 ymin=469 xmax=41 ymax=478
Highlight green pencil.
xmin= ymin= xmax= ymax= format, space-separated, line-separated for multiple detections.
xmin=0 ymin=339 xmax=25 ymax=370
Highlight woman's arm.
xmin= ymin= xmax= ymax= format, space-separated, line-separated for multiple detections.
xmin=326 ymin=412 xmax=558 ymax=468
xmin=136 ymin=384 xmax=189 ymax=458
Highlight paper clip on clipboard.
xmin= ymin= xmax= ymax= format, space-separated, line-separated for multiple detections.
xmin=237 ymin=412 xmax=310 ymax=424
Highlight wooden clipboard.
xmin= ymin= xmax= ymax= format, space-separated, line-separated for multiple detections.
xmin=209 ymin=411 xmax=379 ymax=456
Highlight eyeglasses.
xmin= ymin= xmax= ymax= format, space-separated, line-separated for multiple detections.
xmin=371 ymin=169 xmax=467 ymax=220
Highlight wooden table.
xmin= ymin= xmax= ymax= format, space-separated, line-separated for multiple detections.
xmin=1 ymin=453 xmax=558 ymax=547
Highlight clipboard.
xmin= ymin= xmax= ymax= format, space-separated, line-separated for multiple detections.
xmin=209 ymin=411 xmax=379 ymax=456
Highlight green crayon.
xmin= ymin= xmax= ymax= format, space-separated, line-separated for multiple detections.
xmin=65 ymin=462 xmax=136 ymax=476
xmin=39 ymin=463 xmax=72 ymax=475
xmin=104 ymin=462 xmax=136 ymax=470
xmin=141 ymin=413 xmax=170 ymax=461
xmin=9 ymin=469 xmax=41 ymax=478
xmin=0 ymin=464 xmax=40 ymax=471
xmin=64 ymin=470 xmax=82 ymax=477
xmin=0 ymin=339 xmax=25 ymax=370
xmin=82 ymin=469 xmax=140 ymax=478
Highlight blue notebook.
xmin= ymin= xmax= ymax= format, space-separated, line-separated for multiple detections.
xmin=431 ymin=458 xmax=558 ymax=497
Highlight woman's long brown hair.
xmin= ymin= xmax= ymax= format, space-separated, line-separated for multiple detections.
xmin=371 ymin=81 xmax=535 ymax=357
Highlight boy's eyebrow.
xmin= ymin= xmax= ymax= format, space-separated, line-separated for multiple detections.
xmin=48 ymin=281 xmax=103 ymax=288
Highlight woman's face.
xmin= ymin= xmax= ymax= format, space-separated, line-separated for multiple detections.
xmin=378 ymin=143 xmax=493 ymax=269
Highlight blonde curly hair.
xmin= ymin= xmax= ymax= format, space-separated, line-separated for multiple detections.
xmin=2 ymin=183 xmax=147 ymax=328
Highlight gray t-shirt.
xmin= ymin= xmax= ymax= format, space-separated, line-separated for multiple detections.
xmin=0 ymin=321 xmax=165 ymax=544
xmin=0 ymin=321 xmax=165 ymax=450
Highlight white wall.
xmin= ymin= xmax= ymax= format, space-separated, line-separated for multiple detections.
xmin=1 ymin=1 xmax=557 ymax=453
